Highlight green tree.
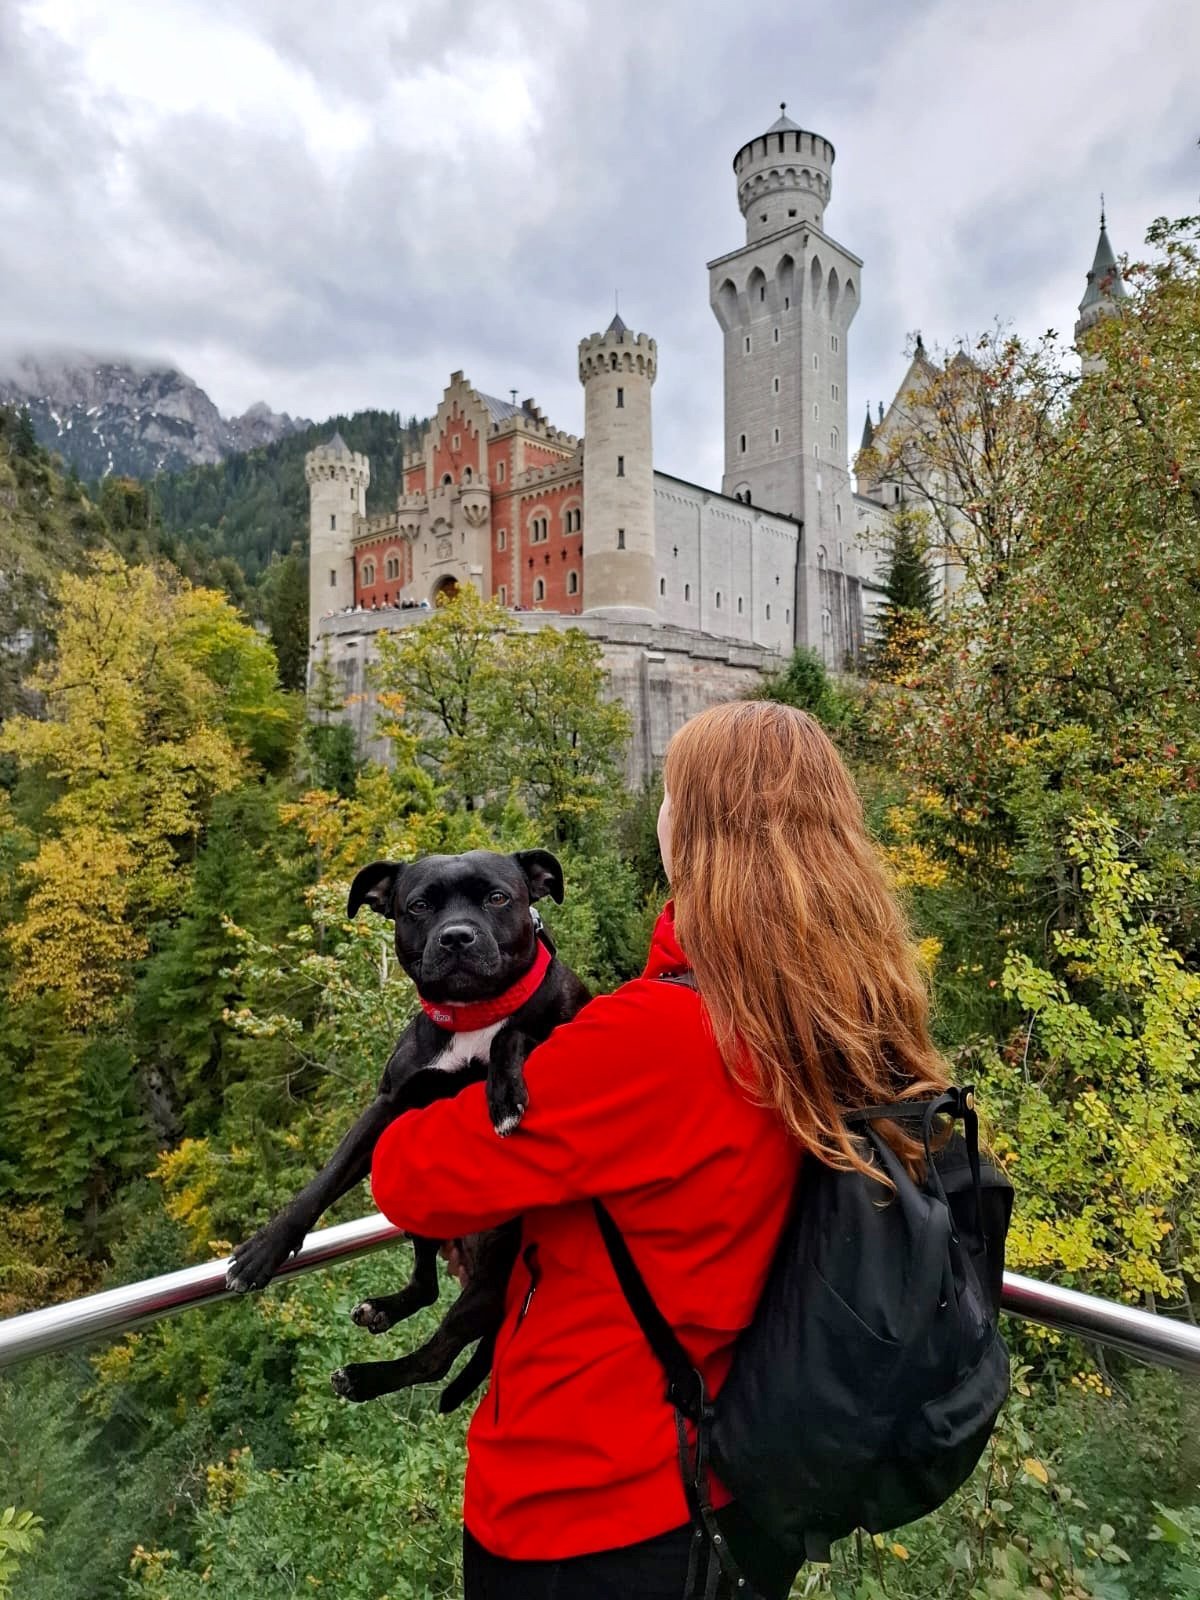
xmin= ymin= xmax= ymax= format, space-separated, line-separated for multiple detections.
xmin=259 ymin=544 xmax=309 ymax=691
xmin=871 ymin=504 xmax=937 ymax=679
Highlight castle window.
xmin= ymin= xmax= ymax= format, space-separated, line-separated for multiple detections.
xmin=813 ymin=353 xmax=819 ymax=370
xmin=831 ymin=383 xmax=839 ymax=401
xmin=830 ymin=428 xmax=840 ymax=451
xmin=659 ymin=577 xmax=666 ymax=597
xmin=330 ymin=514 xmax=336 ymax=530
xmin=534 ymin=578 xmax=545 ymax=602
xmin=822 ymin=608 xmax=832 ymax=635
xmin=817 ymin=546 xmax=827 ymax=568
xmin=766 ymin=603 xmax=771 ymax=620
xmin=760 ymin=286 xmax=766 ymax=302
xmin=617 ymin=455 xmax=625 ymax=477
xmin=760 ymin=214 xmax=767 ymax=224
xmin=499 ymin=585 xmax=507 ymax=605
xmin=788 ymin=209 xmax=797 ymax=218
xmin=497 ymin=528 xmax=507 ymax=551
xmin=785 ymin=608 xmax=790 ymax=623
xmin=329 ymin=569 xmax=336 ymax=588
xmin=442 ymin=473 xmax=453 ymax=486
xmin=453 ymin=433 xmax=460 ymax=450
xmin=813 ymin=403 xmax=819 ymax=421
xmin=835 ymin=503 xmax=843 ymax=526
xmin=744 ymin=336 xmax=751 ymax=354
xmin=773 ymin=428 xmax=780 ymax=445
xmin=894 ymin=486 xmax=902 ymax=503
xmin=531 ymin=516 xmax=549 ymax=543
xmin=773 ymin=376 xmax=780 ymax=394
xmin=773 ymin=327 xmax=779 ymax=344
xmin=497 ymin=461 xmax=506 ymax=482
xmin=617 ymin=387 xmax=624 ymax=408
xmin=739 ymin=434 xmax=747 ymax=453
xmin=813 ymin=443 xmax=819 ymax=458
xmin=617 ymin=528 xmax=625 ymax=549
xmin=563 ymin=507 xmax=582 ymax=533
xmin=838 ymin=541 xmax=845 ymax=566
xmin=568 ymin=570 xmax=579 ymax=595
xmin=830 ymin=334 xmax=840 ymax=353
xmin=685 ymin=583 xmax=691 ymax=601
xmin=463 ymin=466 xmax=472 ymax=483
xmin=361 ymin=559 xmax=376 ymax=585
xmin=716 ymin=590 xmax=722 ymax=609
xmin=737 ymin=596 xmax=743 ymax=615
xmin=385 ymin=554 xmax=400 ymax=580
xmin=611 ymin=353 xmax=618 ymax=370
xmin=784 ymin=296 xmax=790 ymax=309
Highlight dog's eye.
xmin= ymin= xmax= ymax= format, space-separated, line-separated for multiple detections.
xmin=485 ymin=891 xmax=510 ymax=907
xmin=407 ymin=898 xmax=430 ymax=915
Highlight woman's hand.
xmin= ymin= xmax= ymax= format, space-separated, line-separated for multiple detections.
xmin=440 ymin=1240 xmax=470 ymax=1288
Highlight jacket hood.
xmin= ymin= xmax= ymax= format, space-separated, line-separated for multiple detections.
xmin=642 ymin=900 xmax=689 ymax=979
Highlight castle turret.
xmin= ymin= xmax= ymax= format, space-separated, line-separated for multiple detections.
xmin=306 ymin=431 xmax=369 ymax=647
xmin=579 ymin=315 xmax=657 ymax=620
xmin=735 ymin=105 xmax=834 ymax=246
xmin=1075 ymin=206 xmax=1127 ymax=374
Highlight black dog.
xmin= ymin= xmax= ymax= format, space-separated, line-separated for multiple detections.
xmin=226 ymin=848 xmax=590 ymax=1406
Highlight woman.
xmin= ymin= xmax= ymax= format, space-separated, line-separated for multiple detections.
xmin=370 ymin=700 xmax=950 ymax=1599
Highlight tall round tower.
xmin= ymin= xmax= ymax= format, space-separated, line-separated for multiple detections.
xmin=579 ymin=314 xmax=657 ymax=621
xmin=735 ymin=106 xmax=833 ymax=245
xmin=305 ymin=430 xmax=370 ymax=647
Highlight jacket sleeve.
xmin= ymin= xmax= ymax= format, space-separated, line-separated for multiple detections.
xmin=370 ymin=984 xmax=688 ymax=1238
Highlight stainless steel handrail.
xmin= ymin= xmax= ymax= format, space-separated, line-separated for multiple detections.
xmin=0 ymin=1212 xmax=1198 ymax=1376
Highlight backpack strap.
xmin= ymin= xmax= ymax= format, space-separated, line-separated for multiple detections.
xmin=593 ymin=1197 xmax=756 ymax=1597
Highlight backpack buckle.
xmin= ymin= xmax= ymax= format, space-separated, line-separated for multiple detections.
xmin=668 ymin=1367 xmax=707 ymax=1425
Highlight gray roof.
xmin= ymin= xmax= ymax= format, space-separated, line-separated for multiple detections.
xmin=1080 ymin=216 xmax=1127 ymax=311
xmin=607 ymin=312 xmax=629 ymax=338
xmin=860 ymin=403 xmax=875 ymax=451
xmin=767 ymin=103 xmax=801 ymax=134
xmin=478 ymin=392 xmax=532 ymax=425
xmin=326 ymin=429 xmax=351 ymax=455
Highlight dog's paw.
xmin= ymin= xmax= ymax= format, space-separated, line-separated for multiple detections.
xmin=350 ymin=1298 xmax=393 ymax=1335
xmin=331 ymin=1365 xmax=369 ymax=1403
xmin=487 ymin=1078 xmax=529 ymax=1138
xmin=225 ymin=1226 xmax=301 ymax=1293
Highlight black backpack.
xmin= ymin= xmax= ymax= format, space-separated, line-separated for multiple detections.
xmin=593 ymin=978 xmax=1014 ymax=1593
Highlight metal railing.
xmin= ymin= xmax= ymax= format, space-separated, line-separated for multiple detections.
xmin=0 ymin=1212 xmax=1198 ymax=1376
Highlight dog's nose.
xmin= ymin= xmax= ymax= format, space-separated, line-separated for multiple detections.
xmin=438 ymin=924 xmax=478 ymax=951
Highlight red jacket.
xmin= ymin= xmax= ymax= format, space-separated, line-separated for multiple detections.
xmin=370 ymin=903 xmax=801 ymax=1560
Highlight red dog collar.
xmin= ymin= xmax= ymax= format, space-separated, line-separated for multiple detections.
xmin=420 ymin=939 xmax=553 ymax=1032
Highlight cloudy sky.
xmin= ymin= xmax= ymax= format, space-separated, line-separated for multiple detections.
xmin=2 ymin=0 xmax=1197 ymax=491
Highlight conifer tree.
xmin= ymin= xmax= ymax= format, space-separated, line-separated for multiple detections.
xmin=872 ymin=505 xmax=937 ymax=679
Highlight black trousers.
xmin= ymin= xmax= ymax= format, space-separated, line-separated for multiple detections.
xmin=462 ymin=1504 xmax=798 ymax=1600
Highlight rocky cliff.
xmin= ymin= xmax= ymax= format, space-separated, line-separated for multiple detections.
xmin=0 ymin=352 xmax=312 ymax=479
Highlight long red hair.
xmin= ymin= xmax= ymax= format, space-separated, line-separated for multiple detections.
xmin=663 ymin=700 xmax=949 ymax=1179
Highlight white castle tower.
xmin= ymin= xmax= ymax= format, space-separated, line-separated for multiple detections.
xmin=579 ymin=315 xmax=657 ymax=620
xmin=1075 ymin=205 xmax=1127 ymax=374
xmin=305 ymin=431 xmax=369 ymax=646
xmin=708 ymin=106 xmax=862 ymax=656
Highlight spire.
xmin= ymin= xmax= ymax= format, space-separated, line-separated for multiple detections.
xmin=325 ymin=429 xmax=350 ymax=456
xmin=606 ymin=312 xmax=629 ymax=338
xmin=860 ymin=402 xmax=875 ymax=450
xmin=767 ymin=100 xmax=801 ymax=134
xmin=1079 ymin=206 xmax=1127 ymax=313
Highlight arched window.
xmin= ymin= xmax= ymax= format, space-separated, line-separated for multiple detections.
xmin=533 ymin=577 xmax=546 ymax=601
xmin=531 ymin=516 xmax=549 ymax=543
xmin=737 ymin=596 xmax=743 ymax=614
xmin=716 ymin=590 xmax=722 ymax=609
xmin=739 ymin=434 xmax=747 ymax=453
xmin=567 ymin=570 xmax=579 ymax=595
xmin=812 ymin=403 xmax=819 ymax=421
xmin=822 ymin=608 xmax=832 ymax=634
xmin=817 ymin=546 xmax=827 ymax=569
xmin=685 ymin=583 xmax=691 ymax=601
xmin=659 ymin=577 xmax=666 ymax=597
xmin=463 ymin=466 xmax=473 ymax=484
xmin=442 ymin=473 xmax=453 ymax=486
xmin=766 ymin=603 xmax=771 ymax=621
xmin=835 ymin=503 xmax=843 ymax=525
xmin=830 ymin=428 xmax=840 ymax=451
xmin=361 ymin=559 xmax=376 ymax=585
xmin=497 ymin=460 xmax=506 ymax=483
xmin=498 ymin=585 xmax=507 ymax=605
xmin=497 ymin=528 xmax=507 ymax=551
xmin=385 ymin=553 xmax=400 ymax=580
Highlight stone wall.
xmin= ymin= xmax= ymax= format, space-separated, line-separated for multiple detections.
xmin=315 ymin=607 xmax=784 ymax=786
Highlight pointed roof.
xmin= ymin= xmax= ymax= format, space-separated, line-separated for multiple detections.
xmin=1079 ymin=209 xmax=1127 ymax=312
xmin=767 ymin=101 xmax=801 ymax=135
xmin=325 ymin=429 xmax=351 ymax=455
xmin=607 ymin=312 xmax=629 ymax=338
xmin=860 ymin=403 xmax=875 ymax=451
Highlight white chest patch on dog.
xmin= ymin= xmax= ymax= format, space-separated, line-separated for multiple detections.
xmin=426 ymin=1020 xmax=506 ymax=1074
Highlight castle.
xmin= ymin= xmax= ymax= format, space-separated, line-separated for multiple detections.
xmin=308 ymin=110 xmax=1124 ymax=782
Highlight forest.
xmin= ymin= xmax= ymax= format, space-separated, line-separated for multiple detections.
xmin=0 ymin=214 xmax=1198 ymax=1600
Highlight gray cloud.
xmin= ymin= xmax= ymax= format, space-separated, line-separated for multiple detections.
xmin=3 ymin=0 xmax=1197 ymax=496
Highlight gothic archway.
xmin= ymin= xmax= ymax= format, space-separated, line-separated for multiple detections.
xmin=432 ymin=575 xmax=459 ymax=605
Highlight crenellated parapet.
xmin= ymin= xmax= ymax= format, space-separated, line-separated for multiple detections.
xmin=305 ymin=436 xmax=370 ymax=492
xmin=578 ymin=325 xmax=658 ymax=384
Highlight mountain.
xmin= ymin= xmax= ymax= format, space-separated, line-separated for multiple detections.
xmin=0 ymin=351 xmax=313 ymax=480
xmin=151 ymin=410 xmax=427 ymax=585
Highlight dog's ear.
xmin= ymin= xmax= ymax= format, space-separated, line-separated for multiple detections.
xmin=513 ymin=849 xmax=564 ymax=905
xmin=348 ymin=861 xmax=404 ymax=920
